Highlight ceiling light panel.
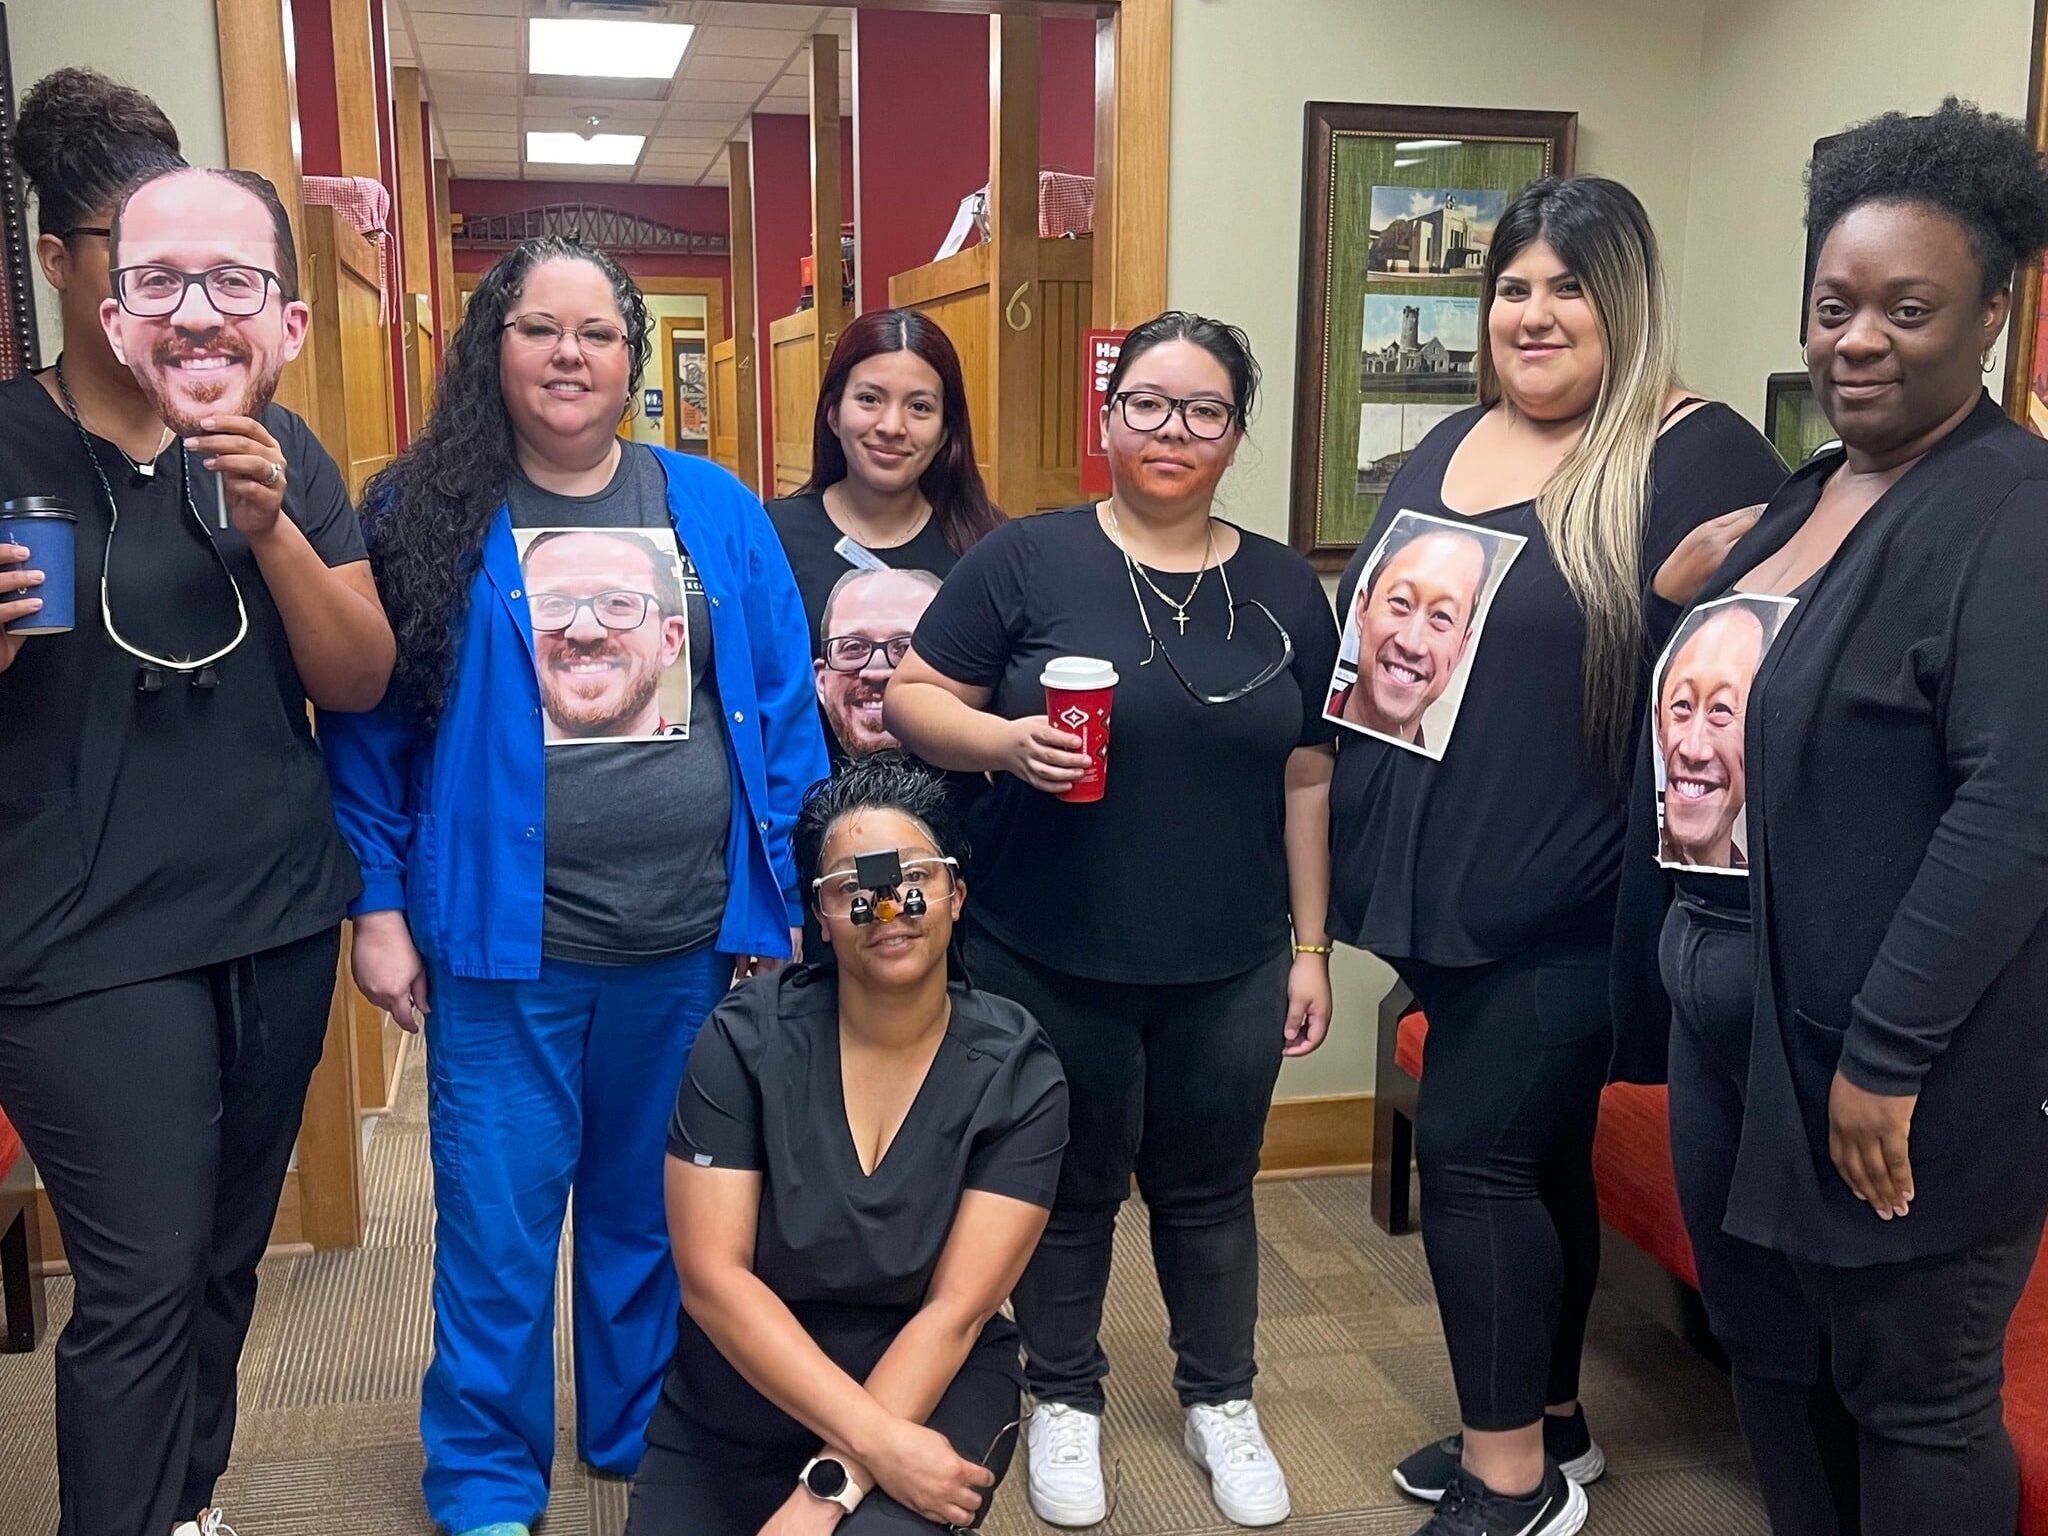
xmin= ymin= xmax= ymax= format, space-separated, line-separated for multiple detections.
xmin=528 ymin=18 xmax=695 ymax=80
xmin=526 ymin=131 xmax=648 ymax=166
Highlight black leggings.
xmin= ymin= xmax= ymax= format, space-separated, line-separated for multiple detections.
xmin=628 ymin=1340 xmax=1022 ymax=1533
xmin=1394 ymin=945 xmax=1609 ymax=1432
xmin=1661 ymin=895 xmax=1860 ymax=1536
xmin=962 ymin=920 xmax=1289 ymax=1412
xmin=0 ymin=926 xmax=341 ymax=1536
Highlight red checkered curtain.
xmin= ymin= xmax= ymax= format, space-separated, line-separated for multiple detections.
xmin=302 ymin=174 xmax=394 ymax=320
xmin=1037 ymin=171 xmax=1094 ymax=238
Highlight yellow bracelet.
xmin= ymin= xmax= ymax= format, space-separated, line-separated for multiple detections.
xmin=1292 ymin=942 xmax=1333 ymax=956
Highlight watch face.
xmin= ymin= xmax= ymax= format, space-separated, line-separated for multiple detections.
xmin=806 ymin=1459 xmax=850 ymax=1499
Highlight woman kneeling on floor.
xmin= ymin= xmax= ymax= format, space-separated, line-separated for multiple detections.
xmin=629 ymin=754 xmax=1069 ymax=1534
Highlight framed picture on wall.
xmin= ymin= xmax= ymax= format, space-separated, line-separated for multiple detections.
xmin=2004 ymin=0 xmax=2048 ymax=434
xmin=0 ymin=5 xmax=40 ymax=379
xmin=1289 ymin=102 xmax=1576 ymax=570
xmin=1764 ymin=371 xmax=1835 ymax=467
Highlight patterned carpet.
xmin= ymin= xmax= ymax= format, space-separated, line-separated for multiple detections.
xmin=0 ymin=1058 xmax=1766 ymax=1535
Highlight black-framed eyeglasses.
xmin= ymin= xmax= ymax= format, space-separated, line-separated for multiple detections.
xmin=1146 ymin=599 xmax=1294 ymax=704
xmin=822 ymin=633 xmax=913 ymax=672
xmin=1110 ymin=390 xmax=1239 ymax=440
xmin=502 ymin=314 xmax=629 ymax=353
xmin=528 ymin=588 xmax=661 ymax=633
xmin=111 ymin=262 xmax=279 ymax=318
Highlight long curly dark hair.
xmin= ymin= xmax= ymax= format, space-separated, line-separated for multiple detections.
xmin=795 ymin=308 xmax=1001 ymax=552
xmin=363 ymin=236 xmax=652 ymax=730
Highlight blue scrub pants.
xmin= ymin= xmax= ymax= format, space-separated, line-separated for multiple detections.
xmin=418 ymin=945 xmax=728 ymax=1532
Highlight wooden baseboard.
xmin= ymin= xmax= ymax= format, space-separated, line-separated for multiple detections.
xmin=1258 ymin=1092 xmax=1374 ymax=1180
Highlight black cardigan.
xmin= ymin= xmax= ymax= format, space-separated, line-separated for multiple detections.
xmin=1622 ymin=396 xmax=2048 ymax=1266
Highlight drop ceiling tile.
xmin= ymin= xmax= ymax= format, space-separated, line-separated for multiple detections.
xmin=681 ymin=53 xmax=784 ymax=84
xmin=409 ymin=11 xmax=516 ymax=48
xmin=436 ymin=109 xmax=519 ymax=131
xmin=669 ymin=77 xmax=767 ymax=103
xmin=700 ymin=1 xmax=822 ymax=24
xmin=418 ymin=42 xmax=518 ymax=73
xmin=407 ymin=0 xmax=515 ymax=15
xmin=664 ymin=97 xmax=746 ymax=122
xmin=690 ymin=26 xmax=807 ymax=60
xmin=432 ymin=69 xmax=518 ymax=96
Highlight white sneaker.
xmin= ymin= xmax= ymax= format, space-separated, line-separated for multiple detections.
xmin=1027 ymin=1402 xmax=1109 ymax=1527
xmin=171 ymin=1512 xmax=239 ymax=1536
xmin=1184 ymin=1400 xmax=1291 ymax=1526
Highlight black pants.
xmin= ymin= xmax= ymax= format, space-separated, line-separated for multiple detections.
xmin=0 ymin=925 xmax=340 ymax=1536
xmin=1394 ymin=945 xmax=1609 ymax=1432
xmin=628 ymin=1340 xmax=1022 ymax=1533
xmin=1662 ymin=896 xmax=1860 ymax=1536
xmin=1793 ymin=1212 xmax=2045 ymax=1536
xmin=962 ymin=920 xmax=1288 ymax=1411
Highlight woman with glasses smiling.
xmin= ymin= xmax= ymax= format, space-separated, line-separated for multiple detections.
xmin=321 ymin=235 xmax=825 ymax=1536
xmin=0 ymin=72 xmax=393 ymax=1536
xmin=887 ymin=311 xmax=1339 ymax=1530
xmin=628 ymin=753 xmax=1066 ymax=1536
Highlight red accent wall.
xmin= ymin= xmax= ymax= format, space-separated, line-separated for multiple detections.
xmin=291 ymin=0 xmax=343 ymax=177
xmin=852 ymin=13 xmax=1095 ymax=314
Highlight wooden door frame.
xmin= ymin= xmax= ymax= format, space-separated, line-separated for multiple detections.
xmin=660 ymin=313 xmax=714 ymax=455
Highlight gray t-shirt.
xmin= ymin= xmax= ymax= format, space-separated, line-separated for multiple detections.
xmin=509 ymin=444 xmax=731 ymax=964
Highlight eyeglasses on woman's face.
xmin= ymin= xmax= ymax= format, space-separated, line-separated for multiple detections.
xmin=111 ymin=262 xmax=278 ymax=319
xmin=1109 ymin=390 xmax=1238 ymax=440
xmin=502 ymin=313 xmax=629 ymax=354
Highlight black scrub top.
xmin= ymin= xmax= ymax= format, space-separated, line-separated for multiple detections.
xmin=1328 ymin=403 xmax=1787 ymax=967
xmin=0 ymin=370 xmax=365 ymax=1005
xmin=911 ymin=506 xmax=1341 ymax=986
xmin=653 ymin=966 xmax=1068 ymax=1449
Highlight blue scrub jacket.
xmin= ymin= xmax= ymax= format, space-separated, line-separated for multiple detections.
xmin=319 ymin=449 xmax=828 ymax=976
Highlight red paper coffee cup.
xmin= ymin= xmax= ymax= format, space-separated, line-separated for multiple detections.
xmin=1042 ymin=656 xmax=1119 ymax=804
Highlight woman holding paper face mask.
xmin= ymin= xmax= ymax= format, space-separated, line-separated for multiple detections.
xmin=0 ymin=70 xmax=391 ymax=1536
xmin=886 ymin=312 xmax=1339 ymax=1530
xmin=320 ymin=235 xmax=824 ymax=1536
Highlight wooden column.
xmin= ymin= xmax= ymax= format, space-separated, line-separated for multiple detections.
xmin=393 ymin=67 xmax=432 ymax=435
xmin=214 ymin=0 xmax=317 ymax=422
xmin=434 ymin=157 xmax=458 ymax=347
xmin=331 ymin=0 xmax=382 ymax=180
xmin=987 ymin=15 xmax=1042 ymax=519
xmin=1092 ymin=0 xmax=1170 ymax=328
xmin=807 ymin=32 xmax=847 ymax=367
xmin=296 ymin=932 xmax=367 ymax=1250
xmin=729 ymin=141 xmax=763 ymax=495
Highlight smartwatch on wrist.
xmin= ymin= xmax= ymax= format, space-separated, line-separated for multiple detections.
xmin=800 ymin=1456 xmax=863 ymax=1515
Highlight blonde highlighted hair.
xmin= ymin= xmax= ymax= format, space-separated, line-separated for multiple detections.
xmin=1479 ymin=176 xmax=1679 ymax=782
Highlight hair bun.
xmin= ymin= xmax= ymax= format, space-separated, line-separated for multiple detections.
xmin=13 ymin=67 xmax=181 ymax=234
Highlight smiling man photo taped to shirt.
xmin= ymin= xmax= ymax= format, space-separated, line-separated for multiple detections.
xmin=1651 ymin=591 xmax=1797 ymax=873
xmin=516 ymin=526 xmax=694 ymax=743
xmin=814 ymin=565 xmax=941 ymax=757
xmin=1325 ymin=509 xmax=1526 ymax=760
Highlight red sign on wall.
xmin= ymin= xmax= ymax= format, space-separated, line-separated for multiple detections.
xmin=1080 ymin=328 xmax=1127 ymax=497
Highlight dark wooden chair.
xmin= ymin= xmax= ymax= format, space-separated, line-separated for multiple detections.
xmin=0 ymin=1111 xmax=45 ymax=1353
xmin=1369 ymin=981 xmax=1421 ymax=1236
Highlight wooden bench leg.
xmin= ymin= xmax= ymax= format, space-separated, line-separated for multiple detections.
xmin=1 ymin=1197 xmax=47 ymax=1353
xmin=1371 ymin=980 xmax=1420 ymax=1236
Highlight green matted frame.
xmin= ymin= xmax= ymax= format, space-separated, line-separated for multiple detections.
xmin=1289 ymin=102 xmax=1576 ymax=570
xmin=1764 ymin=371 xmax=1833 ymax=468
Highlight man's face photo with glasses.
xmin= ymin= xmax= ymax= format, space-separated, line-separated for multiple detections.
xmin=815 ymin=565 xmax=941 ymax=757
xmin=99 ymin=169 xmax=306 ymax=437
xmin=521 ymin=528 xmax=690 ymax=742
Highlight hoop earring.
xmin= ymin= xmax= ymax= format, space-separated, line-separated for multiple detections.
xmin=1984 ymin=348 xmax=1998 ymax=375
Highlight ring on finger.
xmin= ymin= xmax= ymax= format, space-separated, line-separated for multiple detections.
xmin=264 ymin=460 xmax=282 ymax=488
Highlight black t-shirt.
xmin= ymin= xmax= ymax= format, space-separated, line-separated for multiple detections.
xmin=508 ymin=444 xmax=730 ymax=965
xmin=766 ymin=489 xmax=960 ymax=765
xmin=1328 ymin=402 xmax=1787 ymax=965
xmin=654 ymin=966 xmax=1067 ymax=1447
xmin=0 ymin=369 xmax=365 ymax=1004
xmin=912 ymin=506 xmax=1340 ymax=984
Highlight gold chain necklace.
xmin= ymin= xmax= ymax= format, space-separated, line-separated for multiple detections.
xmin=1103 ymin=501 xmax=1214 ymax=636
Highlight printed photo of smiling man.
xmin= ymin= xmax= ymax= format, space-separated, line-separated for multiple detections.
xmin=1324 ymin=509 xmax=1526 ymax=760
xmin=515 ymin=526 xmax=694 ymax=742
xmin=814 ymin=565 xmax=941 ymax=757
xmin=1651 ymin=592 xmax=1796 ymax=873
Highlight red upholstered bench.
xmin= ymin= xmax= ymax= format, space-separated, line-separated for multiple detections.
xmin=1371 ymin=989 xmax=2048 ymax=1534
xmin=0 ymin=1104 xmax=45 ymax=1352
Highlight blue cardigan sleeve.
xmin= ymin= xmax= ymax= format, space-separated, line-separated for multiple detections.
xmin=318 ymin=692 xmax=420 ymax=917
xmin=734 ymin=483 xmax=829 ymax=926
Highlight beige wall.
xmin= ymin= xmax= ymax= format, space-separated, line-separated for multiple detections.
xmin=8 ymin=0 xmax=228 ymax=357
xmin=1166 ymin=0 xmax=1715 ymax=1099
xmin=1676 ymin=0 xmax=2034 ymax=416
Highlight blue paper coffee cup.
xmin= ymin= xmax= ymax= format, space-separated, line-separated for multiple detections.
xmin=0 ymin=497 xmax=78 ymax=635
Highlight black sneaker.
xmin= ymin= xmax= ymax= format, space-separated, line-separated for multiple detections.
xmin=1413 ymin=1463 xmax=1588 ymax=1536
xmin=1392 ymin=1409 xmax=1605 ymax=1502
